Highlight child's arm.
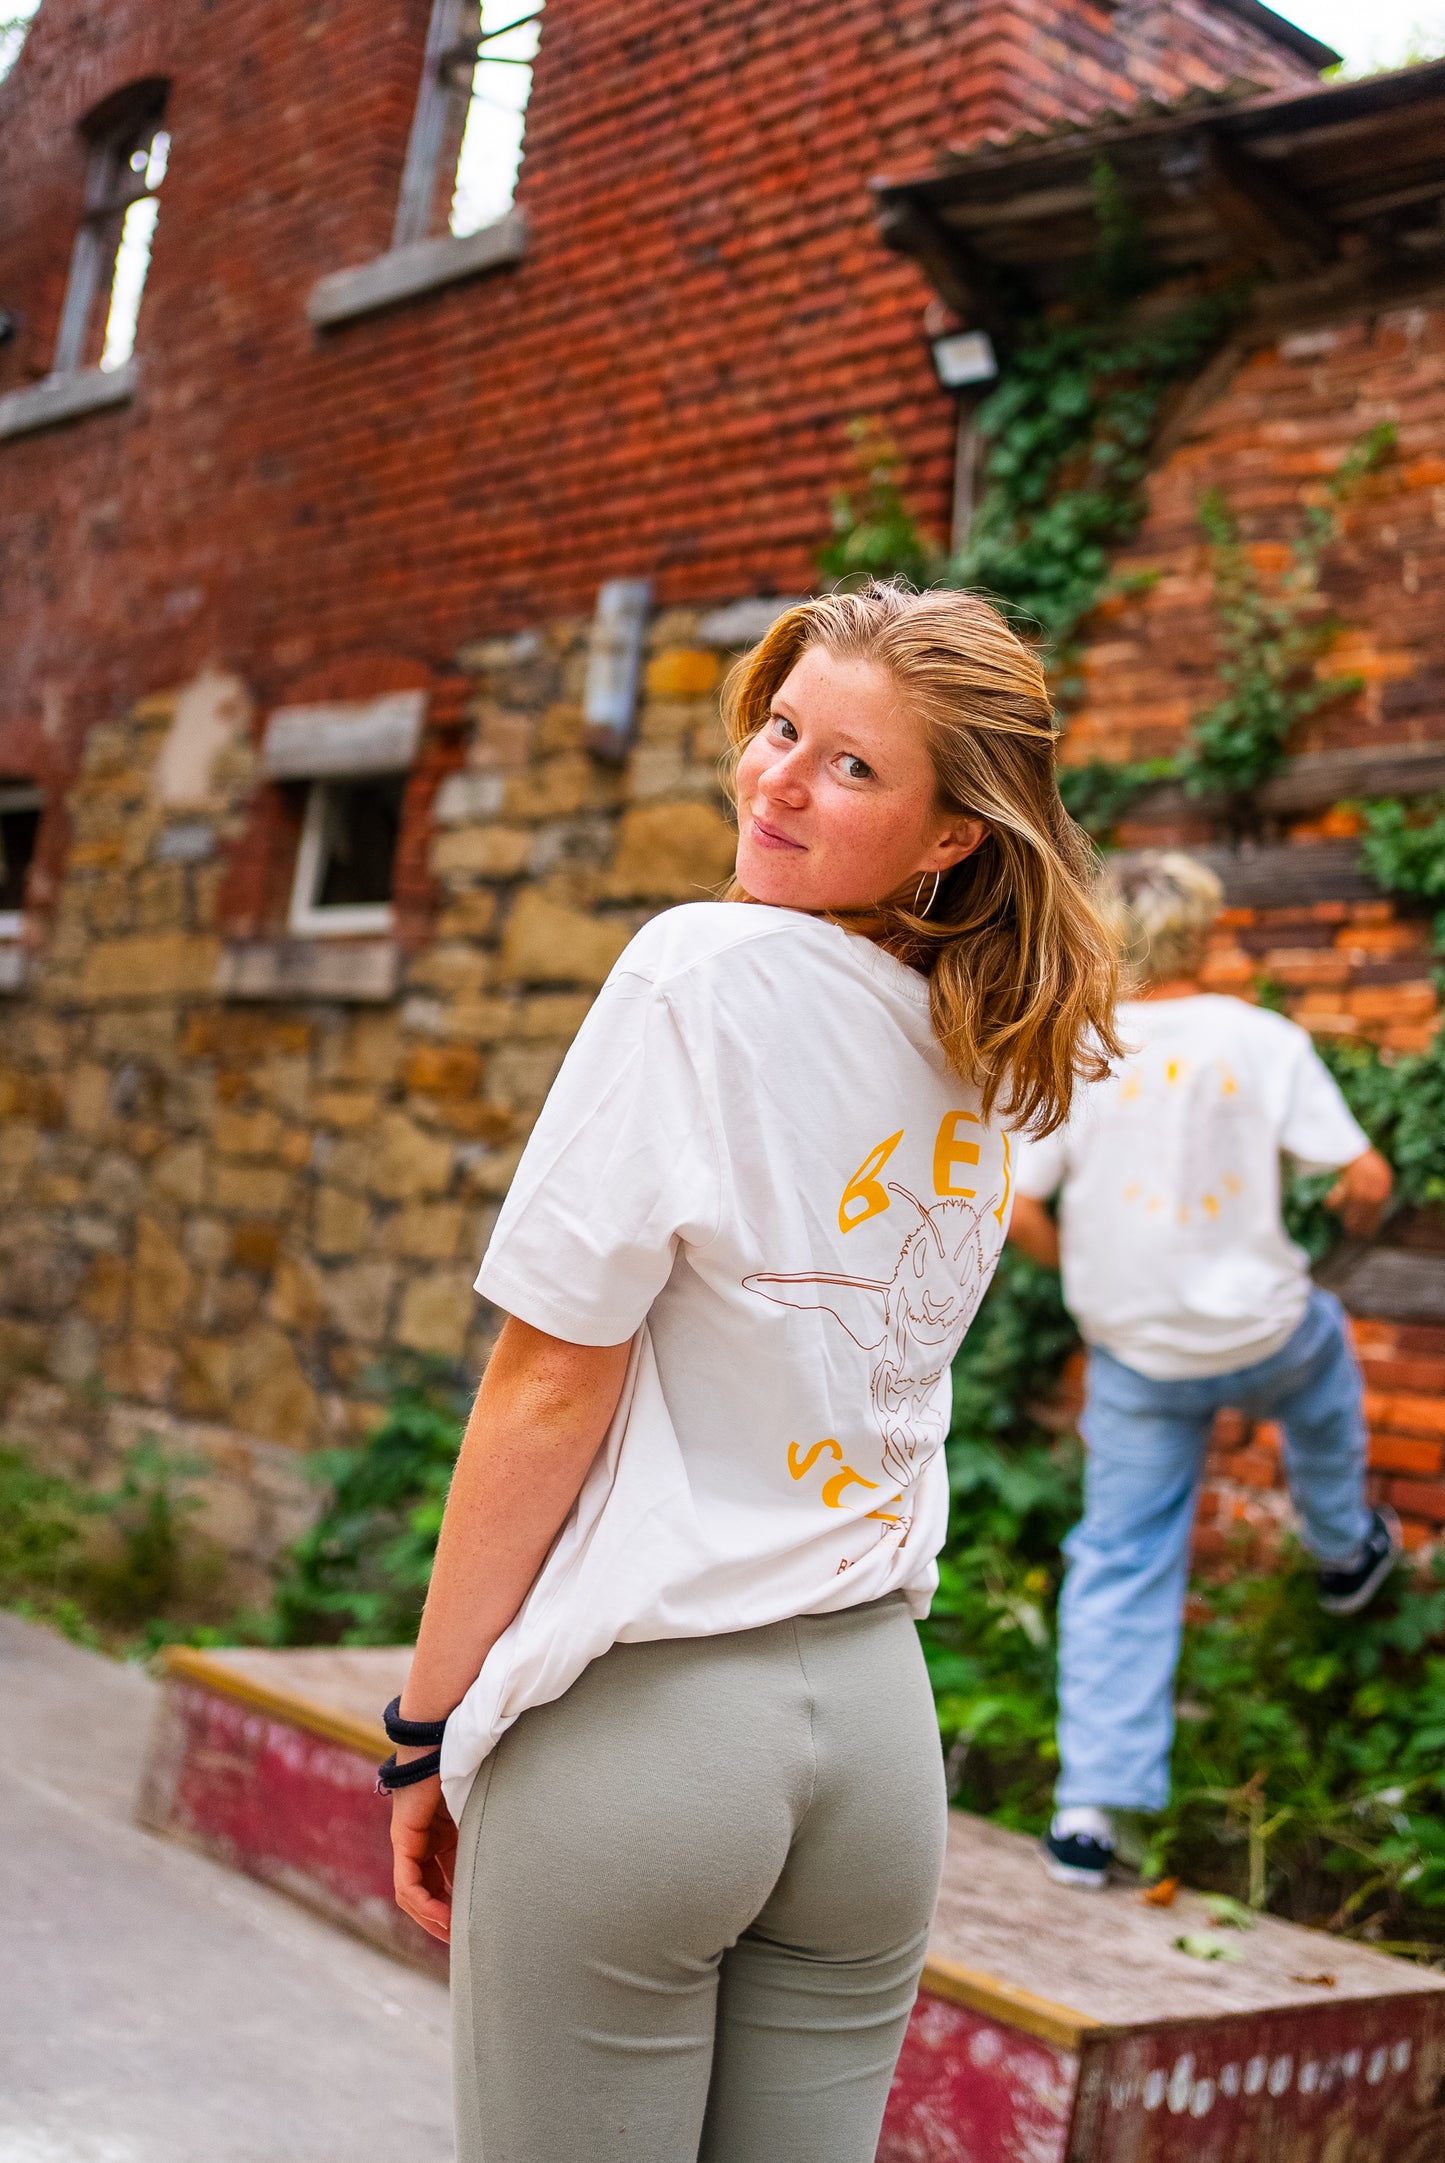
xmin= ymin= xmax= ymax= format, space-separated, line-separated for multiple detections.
xmin=1326 ymin=1148 xmax=1394 ymax=1238
xmin=1008 ymin=1193 xmax=1061 ymax=1269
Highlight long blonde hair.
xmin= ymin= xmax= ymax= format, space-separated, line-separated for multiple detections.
xmin=721 ymin=582 xmax=1122 ymax=1133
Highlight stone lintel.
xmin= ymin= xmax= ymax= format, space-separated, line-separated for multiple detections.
xmin=262 ymin=692 xmax=427 ymax=780
xmin=215 ymin=939 xmax=399 ymax=1003
xmin=696 ymin=596 xmax=807 ymax=649
xmin=306 ymin=211 xmax=528 ymax=330
xmin=0 ymin=360 xmax=139 ymax=441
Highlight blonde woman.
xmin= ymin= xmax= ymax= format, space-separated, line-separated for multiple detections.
xmin=383 ymin=583 xmax=1121 ymax=2163
xmin=1011 ymin=851 xmax=1398 ymax=1891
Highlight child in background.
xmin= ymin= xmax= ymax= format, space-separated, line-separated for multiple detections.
xmin=1010 ymin=851 xmax=1399 ymax=1890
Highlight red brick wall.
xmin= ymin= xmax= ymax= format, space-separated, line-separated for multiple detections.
xmin=0 ymin=0 xmax=1316 ymax=785
xmin=1070 ymin=311 xmax=1445 ymax=775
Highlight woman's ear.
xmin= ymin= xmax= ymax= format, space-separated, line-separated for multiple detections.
xmin=928 ymin=816 xmax=988 ymax=873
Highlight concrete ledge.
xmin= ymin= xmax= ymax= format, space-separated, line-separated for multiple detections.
xmin=307 ymin=211 xmax=527 ymax=329
xmin=0 ymin=359 xmax=139 ymax=440
xmin=215 ymin=938 xmax=399 ymax=1003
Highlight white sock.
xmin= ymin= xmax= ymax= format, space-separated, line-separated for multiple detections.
xmin=1052 ymin=1806 xmax=1115 ymax=1847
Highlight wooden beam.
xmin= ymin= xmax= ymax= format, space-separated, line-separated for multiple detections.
xmin=1126 ymin=740 xmax=1445 ymax=826
xmin=1320 ymin=1244 xmax=1445 ymax=1323
xmin=1159 ymin=130 xmax=1335 ymax=277
xmin=873 ymin=194 xmax=1018 ymax=345
xmin=1110 ymin=841 xmax=1381 ymax=907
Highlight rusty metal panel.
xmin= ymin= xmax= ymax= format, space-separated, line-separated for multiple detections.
xmin=1068 ymin=1995 xmax=1445 ymax=2161
xmin=880 ymin=1990 xmax=1078 ymax=2163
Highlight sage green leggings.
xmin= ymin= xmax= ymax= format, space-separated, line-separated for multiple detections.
xmin=450 ymin=1593 xmax=947 ymax=2162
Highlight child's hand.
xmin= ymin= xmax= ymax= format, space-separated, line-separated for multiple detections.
xmin=1327 ymin=1148 xmax=1393 ymax=1238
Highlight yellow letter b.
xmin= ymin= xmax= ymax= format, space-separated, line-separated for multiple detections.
xmin=839 ymin=1129 xmax=904 ymax=1233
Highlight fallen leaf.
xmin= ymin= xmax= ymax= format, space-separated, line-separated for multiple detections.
xmin=1202 ymin=1894 xmax=1257 ymax=1930
xmin=1140 ymin=1878 xmax=1179 ymax=1907
xmin=1174 ymin=1932 xmax=1243 ymax=1963
xmin=1289 ymin=1972 xmax=1337 ymax=1988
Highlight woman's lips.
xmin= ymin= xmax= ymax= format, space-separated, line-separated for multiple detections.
xmin=748 ymin=814 xmax=806 ymax=853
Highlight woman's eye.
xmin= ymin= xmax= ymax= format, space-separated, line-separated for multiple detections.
xmin=843 ymin=756 xmax=873 ymax=781
xmin=772 ymin=715 xmax=798 ymax=741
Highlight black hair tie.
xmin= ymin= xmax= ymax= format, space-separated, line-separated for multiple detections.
xmin=376 ymin=1747 xmax=443 ymax=1793
xmin=383 ymin=1696 xmax=448 ymax=1748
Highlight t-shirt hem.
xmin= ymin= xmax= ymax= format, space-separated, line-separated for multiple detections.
xmin=1083 ymin=1310 xmax=1303 ymax=1382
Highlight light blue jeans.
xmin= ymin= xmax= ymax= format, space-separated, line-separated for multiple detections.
xmin=1055 ymin=1288 xmax=1371 ymax=1813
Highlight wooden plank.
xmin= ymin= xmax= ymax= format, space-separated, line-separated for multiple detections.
xmin=874 ymin=195 xmax=1021 ymax=341
xmin=920 ymin=1952 xmax=1098 ymax=2052
xmin=928 ymin=1814 xmax=1445 ymax=2034
xmin=1161 ymin=131 xmax=1335 ymax=278
xmin=1323 ymin=1245 xmax=1445 ymax=1323
xmin=1109 ymin=842 xmax=1381 ymax=907
xmin=1126 ymin=741 xmax=1445 ymax=824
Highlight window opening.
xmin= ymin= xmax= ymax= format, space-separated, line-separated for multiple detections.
xmin=54 ymin=82 xmax=169 ymax=376
xmin=0 ymin=782 xmax=43 ymax=937
xmin=0 ymin=0 xmax=41 ymax=90
xmin=288 ymin=776 xmax=406 ymax=938
xmin=394 ymin=2 xmax=541 ymax=250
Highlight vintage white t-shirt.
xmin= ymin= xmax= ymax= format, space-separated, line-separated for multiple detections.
xmin=441 ymin=902 xmax=1012 ymax=1816
xmin=1014 ymin=995 xmax=1369 ymax=1382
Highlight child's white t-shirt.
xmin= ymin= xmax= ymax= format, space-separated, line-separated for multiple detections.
xmin=1014 ymin=995 xmax=1368 ymax=1383
xmin=440 ymin=902 xmax=1012 ymax=1816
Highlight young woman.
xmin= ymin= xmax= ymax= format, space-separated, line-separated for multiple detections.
xmin=384 ymin=582 xmax=1120 ymax=2163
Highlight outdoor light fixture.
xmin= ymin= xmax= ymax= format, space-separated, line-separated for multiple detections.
xmin=929 ymin=328 xmax=998 ymax=391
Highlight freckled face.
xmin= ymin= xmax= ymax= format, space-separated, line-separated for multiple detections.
xmin=733 ymin=645 xmax=985 ymax=914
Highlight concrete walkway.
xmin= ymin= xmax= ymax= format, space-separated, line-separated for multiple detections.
xmin=0 ymin=1613 xmax=452 ymax=2163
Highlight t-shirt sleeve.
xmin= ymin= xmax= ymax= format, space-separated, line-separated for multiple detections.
xmin=1013 ymin=1125 xmax=1068 ymax=1200
xmin=1279 ymin=1034 xmax=1371 ymax=1174
xmin=474 ymin=968 xmax=721 ymax=1345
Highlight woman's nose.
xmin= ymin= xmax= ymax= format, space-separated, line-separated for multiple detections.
xmin=758 ymin=749 xmax=809 ymax=807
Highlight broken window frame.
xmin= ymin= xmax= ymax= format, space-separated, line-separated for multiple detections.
xmin=0 ymin=782 xmax=44 ymax=939
xmin=53 ymin=79 xmax=170 ymax=377
xmin=287 ymin=776 xmax=407 ymax=940
xmin=394 ymin=1 xmax=542 ymax=249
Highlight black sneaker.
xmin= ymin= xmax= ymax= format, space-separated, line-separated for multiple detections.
xmin=1318 ymin=1507 xmax=1403 ymax=1617
xmin=1041 ymin=1826 xmax=1115 ymax=1890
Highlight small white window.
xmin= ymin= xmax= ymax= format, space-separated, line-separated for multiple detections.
xmin=394 ymin=2 xmax=541 ymax=249
xmin=288 ymin=776 xmax=406 ymax=938
xmin=54 ymin=82 xmax=170 ymax=376
xmin=0 ymin=782 xmax=43 ymax=939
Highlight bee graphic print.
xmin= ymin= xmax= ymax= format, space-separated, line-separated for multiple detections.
xmin=744 ymin=1119 xmax=1011 ymax=1552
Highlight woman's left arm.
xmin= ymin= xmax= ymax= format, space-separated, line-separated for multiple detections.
xmin=389 ymin=1314 xmax=633 ymax=1941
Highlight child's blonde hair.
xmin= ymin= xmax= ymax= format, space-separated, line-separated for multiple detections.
xmin=1095 ymin=850 xmax=1223 ymax=988
xmin=721 ymin=581 xmax=1122 ymax=1134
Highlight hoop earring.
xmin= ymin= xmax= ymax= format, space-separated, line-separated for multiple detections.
xmin=913 ymin=870 xmax=941 ymax=918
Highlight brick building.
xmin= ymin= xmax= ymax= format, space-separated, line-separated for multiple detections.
xmin=0 ymin=0 xmax=1385 ymax=1590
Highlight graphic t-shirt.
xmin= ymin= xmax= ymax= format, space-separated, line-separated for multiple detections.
xmin=441 ymin=903 xmax=1012 ymax=1816
xmin=1014 ymin=995 xmax=1368 ymax=1381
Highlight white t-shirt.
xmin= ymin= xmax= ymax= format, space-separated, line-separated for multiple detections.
xmin=1014 ymin=995 xmax=1368 ymax=1382
xmin=441 ymin=902 xmax=1012 ymax=1816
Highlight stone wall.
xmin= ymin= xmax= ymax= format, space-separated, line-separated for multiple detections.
xmin=0 ymin=607 xmax=741 ymax=1597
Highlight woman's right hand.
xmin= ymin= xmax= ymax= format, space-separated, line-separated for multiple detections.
xmin=390 ymin=1768 xmax=458 ymax=1944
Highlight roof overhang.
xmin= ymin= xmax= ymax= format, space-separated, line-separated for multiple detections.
xmin=874 ymin=59 xmax=1445 ymax=343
